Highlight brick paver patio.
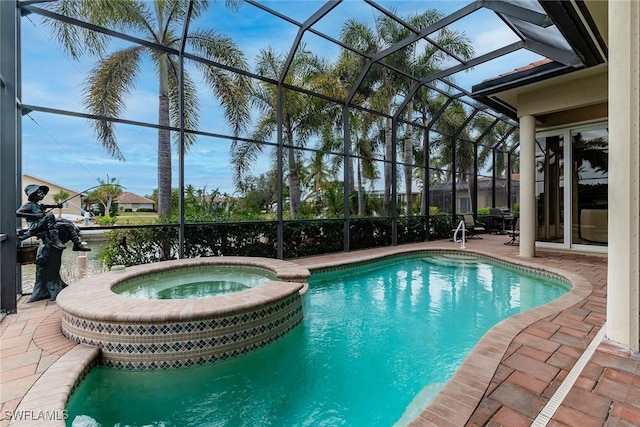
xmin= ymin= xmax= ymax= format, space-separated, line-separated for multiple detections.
xmin=1 ymin=234 xmax=639 ymax=426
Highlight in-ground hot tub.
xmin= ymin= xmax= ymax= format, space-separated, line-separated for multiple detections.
xmin=56 ymin=257 xmax=310 ymax=370
xmin=112 ymin=265 xmax=277 ymax=299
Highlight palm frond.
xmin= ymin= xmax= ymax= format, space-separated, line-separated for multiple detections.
xmin=166 ymin=55 xmax=199 ymax=150
xmin=230 ymin=139 xmax=264 ymax=191
xmin=188 ymin=29 xmax=250 ymax=137
xmin=83 ymin=46 xmax=145 ymax=160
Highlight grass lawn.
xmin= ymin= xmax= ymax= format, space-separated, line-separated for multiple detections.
xmin=114 ymin=212 xmax=158 ymax=225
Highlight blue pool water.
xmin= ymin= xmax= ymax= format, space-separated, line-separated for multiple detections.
xmin=112 ymin=266 xmax=276 ymax=299
xmin=66 ymin=254 xmax=568 ymax=427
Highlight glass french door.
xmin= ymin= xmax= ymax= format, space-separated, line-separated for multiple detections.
xmin=535 ymin=124 xmax=608 ymax=250
xmin=535 ymin=134 xmax=564 ymax=243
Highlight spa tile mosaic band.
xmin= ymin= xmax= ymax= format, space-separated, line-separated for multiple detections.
xmin=61 ymin=293 xmax=303 ymax=370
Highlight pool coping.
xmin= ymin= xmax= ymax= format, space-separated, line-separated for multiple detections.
xmin=57 ymin=256 xmax=311 ymax=322
xmin=9 ymin=245 xmax=593 ymax=426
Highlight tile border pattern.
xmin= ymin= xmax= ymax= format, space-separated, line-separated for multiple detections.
xmin=60 ymin=292 xmax=303 ymax=370
xmin=56 ymin=256 xmax=310 ymax=370
xmin=311 ymin=249 xmax=572 ymax=290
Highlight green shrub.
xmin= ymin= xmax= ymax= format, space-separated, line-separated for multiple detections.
xmin=100 ymin=227 xmax=176 ymax=267
xmin=478 ymin=207 xmax=491 ymax=215
xmin=95 ymin=215 xmax=118 ymax=226
xmin=430 ymin=213 xmax=454 ymax=239
xmin=99 ymin=216 xmax=455 ymax=268
xmin=398 ymin=216 xmax=429 ymax=244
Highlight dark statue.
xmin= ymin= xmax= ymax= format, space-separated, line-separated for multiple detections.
xmin=17 ymin=184 xmax=90 ymax=302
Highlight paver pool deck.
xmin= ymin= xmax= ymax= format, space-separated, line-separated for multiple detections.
xmin=1 ymin=234 xmax=639 ymax=426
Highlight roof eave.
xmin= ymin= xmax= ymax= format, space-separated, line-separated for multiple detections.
xmin=471 ymin=61 xmax=581 ymax=119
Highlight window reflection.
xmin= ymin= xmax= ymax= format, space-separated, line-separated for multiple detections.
xmin=535 ymin=134 xmax=564 ymax=242
xmin=572 ymin=128 xmax=608 ymax=245
xmin=534 ymin=125 xmax=608 ymax=247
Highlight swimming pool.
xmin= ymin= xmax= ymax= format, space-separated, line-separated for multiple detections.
xmin=66 ymin=253 xmax=569 ymax=426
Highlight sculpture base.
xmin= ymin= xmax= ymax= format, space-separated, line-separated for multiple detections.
xmin=29 ymin=245 xmax=68 ymax=302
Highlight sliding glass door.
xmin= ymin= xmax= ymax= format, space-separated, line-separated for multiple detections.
xmin=535 ymin=134 xmax=564 ymax=243
xmin=571 ymin=127 xmax=608 ymax=247
xmin=535 ymin=123 xmax=608 ymax=250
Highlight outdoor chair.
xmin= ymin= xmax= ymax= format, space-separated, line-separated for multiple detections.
xmin=504 ymin=217 xmax=520 ymax=245
xmin=463 ymin=214 xmax=486 ymax=239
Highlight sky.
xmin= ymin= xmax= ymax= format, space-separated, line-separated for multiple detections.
xmin=19 ymin=0 xmax=542 ymax=199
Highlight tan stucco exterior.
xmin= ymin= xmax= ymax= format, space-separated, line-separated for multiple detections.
xmin=495 ymin=66 xmax=608 ymax=126
xmin=487 ymin=0 xmax=640 ymax=351
xmin=606 ymin=0 xmax=639 ymax=351
xmin=518 ymin=68 xmax=608 ymax=122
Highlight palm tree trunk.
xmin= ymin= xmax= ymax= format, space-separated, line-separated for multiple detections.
xmin=157 ymin=54 xmax=172 ymax=218
xmin=286 ymin=128 xmax=301 ymax=216
xmin=347 ymin=155 xmax=355 ymax=212
xmin=350 ymin=128 xmax=359 ymax=213
xmin=420 ymin=112 xmax=428 ymax=216
xmin=357 ymin=157 xmax=364 ymax=216
xmin=404 ymin=102 xmax=414 ymax=216
xmin=383 ymin=117 xmax=392 ymax=215
xmin=348 ymin=145 xmax=355 ymax=194
xmin=467 ymin=168 xmax=475 ymax=213
xmin=288 ymin=147 xmax=301 ymax=217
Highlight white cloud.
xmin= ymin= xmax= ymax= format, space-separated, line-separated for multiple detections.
xmin=473 ymin=25 xmax=521 ymax=56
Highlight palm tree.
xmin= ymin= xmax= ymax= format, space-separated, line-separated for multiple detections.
xmin=431 ymin=100 xmax=480 ymax=213
xmin=314 ymin=50 xmax=382 ymax=217
xmin=45 ymin=0 xmax=250 ymax=217
xmin=340 ymin=18 xmax=398 ymax=216
xmin=350 ymin=113 xmax=381 ymax=216
xmin=231 ymin=46 xmax=329 ymax=217
xmin=401 ymin=27 xmax=473 ymax=216
xmin=340 ymin=9 xmax=473 ymax=216
xmin=411 ymin=93 xmax=444 ymax=216
xmin=473 ymin=115 xmax=520 ymax=179
xmin=301 ymin=151 xmax=334 ymax=215
xmin=52 ymin=190 xmax=70 ymax=218
xmin=318 ymin=107 xmax=381 ymax=217
xmin=572 ymin=132 xmax=608 ymax=173
xmin=184 ymin=184 xmax=198 ymax=206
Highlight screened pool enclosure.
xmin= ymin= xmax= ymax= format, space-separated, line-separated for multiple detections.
xmin=1 ymin=0 xmax=606 ymax=313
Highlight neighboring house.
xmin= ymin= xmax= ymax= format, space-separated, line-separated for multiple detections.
xmin=117 ymin=192 xmax=156 ymax=212
xmin=21 ymin=174 xmax=84 ymax=222
xmin=430 ymin=176 xmax=520 ymax=214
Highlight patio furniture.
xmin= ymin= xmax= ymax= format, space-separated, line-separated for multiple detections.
xmin=463 ymin=214 xmax=486 ymax=239
xmin=504 ymin=217 xmax=520 ymax=245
